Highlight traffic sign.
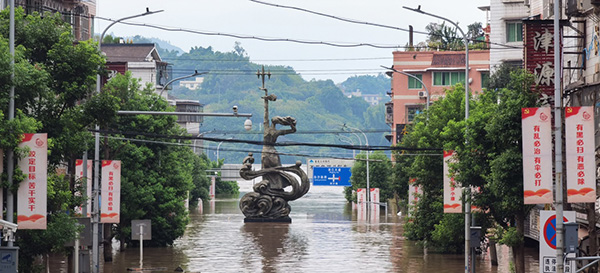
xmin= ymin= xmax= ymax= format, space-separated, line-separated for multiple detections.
xmin=313 ymin=167 xmax=351 ymax=186
xmin=539 ymin=210 xmax=576 ymax=273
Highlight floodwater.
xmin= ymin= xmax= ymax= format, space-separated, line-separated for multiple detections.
xmin=65 ymin=184 xmax=540 ymax=272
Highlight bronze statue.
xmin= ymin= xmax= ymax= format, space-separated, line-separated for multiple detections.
xmin=239 ymin=66 xmax=310 ymax=222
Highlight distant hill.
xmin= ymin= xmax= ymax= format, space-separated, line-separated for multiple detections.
xmin=137 ymin=40 xmax=392 ymax=164
xmin=338 ymin=74 xmax=391 ymax=96
xmin=130 ymin=35 xmax=185 ymax=55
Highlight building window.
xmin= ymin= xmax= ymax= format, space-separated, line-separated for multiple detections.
xmin=433 ymin=71 xmax=465 ymax=86
xmin=406 ymin=105 xmax=423 ymax=123
xmin=408 ymin=74 xmax=423 ymax=89
xmin=506 ymin=22 xmax=523 ymax=42
xmin=481 ymin=72 xmax=490 ymax=89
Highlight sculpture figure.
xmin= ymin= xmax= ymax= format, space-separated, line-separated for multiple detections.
xmin=239 ymin=66 xmax=310 ymax=222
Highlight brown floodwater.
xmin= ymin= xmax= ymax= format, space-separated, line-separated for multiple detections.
xmin=56 ymin=185 xmax=540 ymax=272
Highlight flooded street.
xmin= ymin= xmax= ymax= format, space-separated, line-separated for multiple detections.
xmin=100 ymin=185 xmax=539 ymax=272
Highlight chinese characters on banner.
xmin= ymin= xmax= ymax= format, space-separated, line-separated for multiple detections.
xmin=17 ymin=133 xmax=48 ymax=229
xmin=443 ymin=150 xmax=462 ymax=213
xmin=356 ymin=188 xmax=367 ymax=222
xmin=524 ymin=20 xmax=560 ymax=98
xmin=101 ymin=160 xmax=121 ymax=223
xmin=408 ymin=178 xmax=421 ymax=218
xmin=522 ymin=108 xmax=553 ymax=204
xmin=370 ymin=188 xmax=380 ymax=222
xmin=75 ymin=159 xmax=92 ymax=217
xmin=565 ymin=107 xmax=596 ymax=203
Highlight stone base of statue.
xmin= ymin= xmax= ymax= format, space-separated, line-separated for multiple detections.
xmin=244 ymin=216 xmax=292 ymax=223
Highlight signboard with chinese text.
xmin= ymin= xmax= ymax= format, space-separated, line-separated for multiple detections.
xmin=408 ymin=178 xmax=421 ymax=218
xmin=565 ymin=106 xmax=596 ymax=203
xmin=539 ymin=210 xmax=576 ymax=273
xmin=312 ymin=167 xmax=352 ymax=186
xmin=524 ymin=20 xmax=562 ymax=98
xmin=17 ymin=133 xmax=47 ymax=229
xmin=522 ymin=108 xmax=553 ymax=204
xmin=209 ymin=176 xmax=216 ymax=200
xmin=101 ymin=160 xmax=121 ymax=223
xmin=75 ymin=159 xmax=92 ymax=217
xmin=306 ymin=158 xmax=354 ymax=179
xmin=443 ymin=151 xmax=462 ymax=213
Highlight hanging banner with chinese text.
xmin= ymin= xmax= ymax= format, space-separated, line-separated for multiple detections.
xmin=370 ymin=188 xmax=380 ymax=222
xmin=443 ymin=150 xmax=462 ymax=213
xmin=75 ymin=159 xmax=92 ymax=217
xmin=17 ymin=133 xmax=47 ymax=229
xmin=523 ymin=20 xmax=562 ymax=99
xmin=565 ymin=106 xmax=596 ymax=203
xmin=356 ymin=188 xmax=367 ymax=222
xmin=101 ymin=160 xmax=121 ymax=223
xmin=522 ymin=107 xmax=553 ymax=204
xmin=408 ymin=178 xmax=421 ymax=218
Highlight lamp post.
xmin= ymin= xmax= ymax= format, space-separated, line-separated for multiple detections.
xmin=344 ymin=125 xmax=369 ymax=219
xmin=216 ymin=137 xmax=234 ymax=162
xmin=6 ymin=0 xmax=15 ymax=247
xmin=403 ymin=6 xmax=471 ymax=273
xmin=158 ymin=70 xmax=208 ymax=99
xmin=92 ymin=9 xmax=162 ymax=273
xmin=382 ymin=65 xmax=430 ymax=120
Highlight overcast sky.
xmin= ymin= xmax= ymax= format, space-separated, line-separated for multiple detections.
xmin=96 ymin=0 xmax=488 ymax=83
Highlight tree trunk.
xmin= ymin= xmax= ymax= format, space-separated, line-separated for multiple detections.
xmin=103 ymin=223 xmax=113 ymax=262
xmin=587 ymin=203 xmax=598 ymax=255
xmin=513 ymin=212 xmax=525 ymax=273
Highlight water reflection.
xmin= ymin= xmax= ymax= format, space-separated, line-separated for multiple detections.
xmin=54 ymin=186 xmax=540 ymax=272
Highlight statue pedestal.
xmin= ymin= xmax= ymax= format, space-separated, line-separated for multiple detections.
xmin=244 ymin=217 xmax=291 ymax=223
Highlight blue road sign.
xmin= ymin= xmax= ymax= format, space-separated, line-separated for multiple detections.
xmin=313 ymin=167 xmax=352 ymax=186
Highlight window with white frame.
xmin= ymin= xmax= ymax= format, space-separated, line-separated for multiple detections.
xmin=506 ymin=22 xmax=523 ymax=42
xmin=433 ymin=71 xmax=465 ymax=86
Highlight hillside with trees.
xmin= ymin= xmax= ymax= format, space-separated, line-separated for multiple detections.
xmin=135 ymin=40 xmax=393 ymax=164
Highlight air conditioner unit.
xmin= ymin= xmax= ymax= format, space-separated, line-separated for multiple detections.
xmin=418 ymin=91 xmax=427 ymax=98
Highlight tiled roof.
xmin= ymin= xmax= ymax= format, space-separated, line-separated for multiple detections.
xmin=101 ymin=43 xmax=159 ymax=63
xmin=431 ymin=53 xmax=465 ymax=67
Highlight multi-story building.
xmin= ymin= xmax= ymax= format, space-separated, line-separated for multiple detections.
xmin=102 ymin=43 xmax=172 ymax=98
xmin=387 ymin=50 xmax=490 ymax=144
xmin=4 ymin=0 xmax=96 ymax=41
xmin=489 ymin=0 xmax=529 ymax=69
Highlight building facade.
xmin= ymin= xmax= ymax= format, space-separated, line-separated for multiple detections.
xmin=388 ymin=50 xmax=490 ymax=144
xmin=5 ymin=0 xmax=96 ymax=41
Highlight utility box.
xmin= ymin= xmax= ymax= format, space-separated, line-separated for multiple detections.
xmin=470 ymin=226 xmax=481 ymax=248
xmin=564 ymin=222 xmax=579 ymax=254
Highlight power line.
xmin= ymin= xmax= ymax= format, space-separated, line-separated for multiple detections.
xmin=91 ymin=129 xmax=441 ymax=152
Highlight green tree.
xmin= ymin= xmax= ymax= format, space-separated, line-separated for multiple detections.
xmin=453 ymin=68 xmax=537 ymax=273
xmin=397 ymin=83 xmax=467 ymax=248
xmin=344 ymin=151 xmax=393 ymax=203
xmin=102 ymin=72 xmax=195 ymax=247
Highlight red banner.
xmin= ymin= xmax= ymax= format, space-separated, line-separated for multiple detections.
xmin=565 ymin=106 xmax=596 ymax=203
xmin=523 ymin=20 xmax=561 ymax=98
xmin=101 ymin=160 xmax=121 ymax=223
xmin=522 ymin=107 xmax=553 ymax=204
xmin=17 ymin=133 xmax=47 ymax=229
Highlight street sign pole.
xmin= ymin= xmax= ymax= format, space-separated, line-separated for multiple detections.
xmin=140 ymin=224 xmax=143 ymax=269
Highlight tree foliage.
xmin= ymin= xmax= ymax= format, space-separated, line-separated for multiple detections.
xmin=344 ymin=151 xmax=392 ymax=203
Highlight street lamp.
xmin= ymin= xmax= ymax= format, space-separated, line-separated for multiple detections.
xmin=382 ymin=65 xmax=430 ymax=120
xmin=337 ymin=134 xmax=356 ymax=158
xmin=343 ymin=125 xmax=369 ymax=219
xmin=158 ymin=70 xmax=208 ymax=99
xmin=216 ymin=137 xmax=234 ymax=162
xmin=403 ymin=6 xmax=472 ymax=273
xmin=92 ymin=8 xmax=163 ymax=273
